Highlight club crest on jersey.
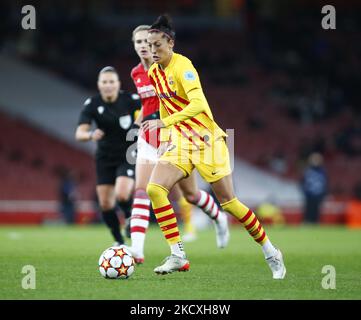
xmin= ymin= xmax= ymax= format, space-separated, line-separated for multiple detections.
xmin=184 ymin=71 xmax=196 ymax=81
xmin=168 ymin=76 xmax=174 ymax=85
xmin=97 ymin=106 xmax=105 ymax=114
xmin=119 ymin=115 xmax=132 ymax=129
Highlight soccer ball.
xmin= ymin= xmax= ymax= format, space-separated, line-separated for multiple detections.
xmin=98 ymin=245 xmax=135 ymax=279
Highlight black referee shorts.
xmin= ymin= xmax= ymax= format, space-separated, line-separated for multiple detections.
xmin=95 ymin=159 xmax=135 ymax=185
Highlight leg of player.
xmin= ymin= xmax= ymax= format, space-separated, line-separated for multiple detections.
xmin=210 ymin=174 xmax=286 ymax=279
xmin=177 ymin=172 xmax=230 ymax=248
xmin=170 ymin=183 xmax=197 ymax=242
xmin=96 ymin=185 xmax=124 ymax=246
xmin=117 ymin=197 xmax=133 ymax=237
xmin=115 ymin=176 xmax=135 ymax=239
xmin=128 ymin=161 xmax=154 ymax=264
xmin=147 ymin=161 xmax=190 ymax=275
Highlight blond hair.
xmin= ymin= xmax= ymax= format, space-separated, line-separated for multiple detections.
xmin=132 ymin=25 xmax=151 ymax=42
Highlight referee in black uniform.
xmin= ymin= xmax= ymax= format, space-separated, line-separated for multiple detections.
xmin=75 ymin=66 xmax=140 ymax=245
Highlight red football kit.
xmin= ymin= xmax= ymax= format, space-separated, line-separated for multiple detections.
xmin=131 ymin=63 xmax=160 ymax=148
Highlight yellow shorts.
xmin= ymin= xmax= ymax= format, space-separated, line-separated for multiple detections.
xmin=160 ymin=137 xmax=232 ymax=183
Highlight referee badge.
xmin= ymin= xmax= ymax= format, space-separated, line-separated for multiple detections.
xmin=97 ymin=106 xmax=104 ymax=114
xmin=119 ymin=115 xmax=132 ymax=129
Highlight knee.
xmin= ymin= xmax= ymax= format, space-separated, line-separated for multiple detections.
xmin=116 ymin=193 xmax=130 ymax=203
xmin=183 ymin=192 xmax=198 ymax=204
xmin=146 ymin=183 xmax=168 ymax=202
xmin=99 ymin=199 xmax=114 ymax=211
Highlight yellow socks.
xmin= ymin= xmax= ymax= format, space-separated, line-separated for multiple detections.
xmin=147 ymin=183 xmax=184 ymax=256
xmin=221 ymin=197 xmax=268 ymax=245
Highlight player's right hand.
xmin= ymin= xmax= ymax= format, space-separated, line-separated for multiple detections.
xmin=91 ymin=129 xmax=105 ymax=141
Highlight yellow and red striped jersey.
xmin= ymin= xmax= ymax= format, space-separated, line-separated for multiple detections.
xmin=148 ymin=52 xmax=227 ymax=150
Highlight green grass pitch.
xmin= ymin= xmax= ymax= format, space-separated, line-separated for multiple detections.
xmin=0 ymin=224 xmax=360 ymax=300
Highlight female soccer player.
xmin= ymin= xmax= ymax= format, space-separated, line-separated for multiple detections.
xmin=129 ymin=25 xmax=229 ymax=263
xmin=142 ymin=15 xmax=286 ymax=279
xmin=75 ymin=66 xmax=138 ymax=246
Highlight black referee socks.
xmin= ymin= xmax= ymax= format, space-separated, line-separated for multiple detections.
xmin=101 ymin=208 xmax=124 ymax=244
xmin=117 ymin=198 xmax=133 ymax=219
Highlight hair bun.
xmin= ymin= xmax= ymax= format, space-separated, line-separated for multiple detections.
xmin=150 ymin=14 xmax=175 ymax=39
xmin=159 ymin=14 xmax=172 ymax=28
xmin=153 ymin=14 xmax=173 ymax=29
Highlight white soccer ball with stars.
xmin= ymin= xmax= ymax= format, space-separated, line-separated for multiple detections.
xmin=98 ymin=245 xmax=135 ymax=279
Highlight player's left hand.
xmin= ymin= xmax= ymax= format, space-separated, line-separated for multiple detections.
xmin=141 ymin=119 xmax=165 ymax=132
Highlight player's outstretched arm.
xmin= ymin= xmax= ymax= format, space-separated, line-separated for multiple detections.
xmin=75 ymin=123 xmax=104 ymax=142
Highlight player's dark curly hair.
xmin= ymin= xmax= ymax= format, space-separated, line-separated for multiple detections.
xmin=149 ymin=14 xmax=176 ymax=40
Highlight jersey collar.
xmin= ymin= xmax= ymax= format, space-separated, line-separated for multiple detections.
xmin=159 ymin=52 xmax=177 ymax=71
